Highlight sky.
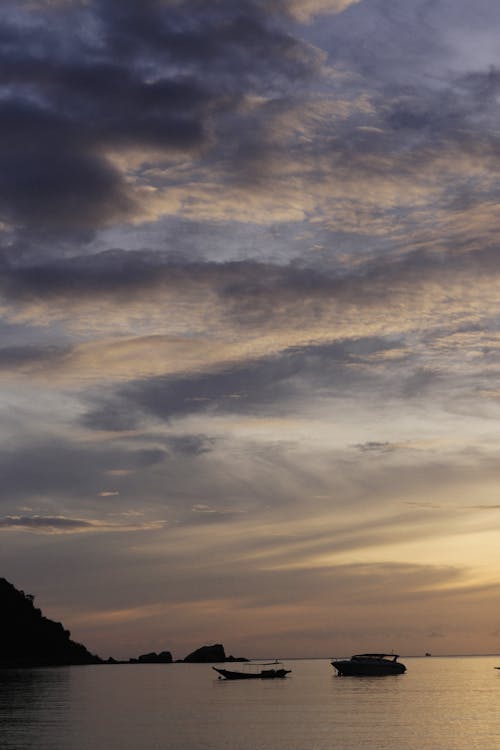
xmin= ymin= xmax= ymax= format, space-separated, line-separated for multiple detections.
xmin=2 ymin=0 xmax=500 ymax=661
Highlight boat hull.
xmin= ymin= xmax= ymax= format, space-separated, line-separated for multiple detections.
xmin=213 ymin=667 xmax=291 ymax=680
xmin=332 ymin=660 xmax=405 ymax=676
xmin=332 ymin=654 xmax=406 ymax=676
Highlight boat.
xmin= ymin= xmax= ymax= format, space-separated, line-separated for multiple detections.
xmin=213 ymin=661 xmax=291 ymax=680
xmin=331 ymin=653 xmax=406 ymax=676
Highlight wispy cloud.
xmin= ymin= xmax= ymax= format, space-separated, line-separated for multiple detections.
xmin=0 ymin=515 xmax=167 ymax=533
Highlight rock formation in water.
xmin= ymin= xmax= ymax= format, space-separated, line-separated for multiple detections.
xmin=183 ymin=643 xmax=247 ymax=663
xmin=129 ymin=650 xmax=173 ymax=663
xmin=0 ymin=577 xmax=102 ymax=667
xmin=184 ymin=643 xmax=226 ymax=662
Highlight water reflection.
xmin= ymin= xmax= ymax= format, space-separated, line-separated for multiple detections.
xmin=1 ymin=659 xmax=500 ymax=750
xmin=0 ymin=668 xmax=71 ymax=749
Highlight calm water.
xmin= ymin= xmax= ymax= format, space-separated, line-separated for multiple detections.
xmin=1 ymin=657 xmax=500 ymax=749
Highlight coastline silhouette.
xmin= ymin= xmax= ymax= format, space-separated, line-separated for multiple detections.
xmin=0 ymin=578 xmax=247 ymax=667
xmin=0 ymin=577 xmax=101 ymax=667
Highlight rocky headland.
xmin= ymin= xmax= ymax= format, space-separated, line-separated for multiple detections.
xmin=1 ymin=578 xmax=247 ymax=668
xmin=0 ymin=577 xmax=102 ymax=667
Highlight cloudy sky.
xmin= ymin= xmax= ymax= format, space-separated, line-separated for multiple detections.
xmin=2 ymin=0 xmax=500 ymax=660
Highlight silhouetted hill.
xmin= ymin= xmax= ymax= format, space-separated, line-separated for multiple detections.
xmin=0 ymin=578 xmax=102 ymax=667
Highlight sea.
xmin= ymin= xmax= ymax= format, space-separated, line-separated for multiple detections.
xmin=1 ymin=656 xmax=500 ymax=749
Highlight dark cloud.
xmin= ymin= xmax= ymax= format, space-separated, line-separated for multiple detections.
xmin=0 ymin=249 xmax=168 ymax=299
xmin=0 ymin=0 xmax=498 ymax=239
xmin=80 ymin=400 xmax=141 ymax=432
xmin=355 ymin=441 xmax=395 ymax=453
xmin=0 ymin=515 xmax=93 ymax=530
xmin=387 ymin=88 xmax=465 ymax=135
xmin=166 ymin=435 xmax=216 ymax=456
xmin=0 ymin=439 xmax=167 ymax=506
xmin=0 ymin=99 xmax=136 ymax=228
xmin=4 ymin=238 xmax=497 ymax=312
xmin=0 ymin=343 xmax=70 ymax=369
xmin=96 ymin=0 xmax=319 ymax=86
xmin=0 ymin=0 xmax=320 ymax=232
xmin=81 ymin=337 xmax=388 ymax=428
xmin=381 ymin=69 xmax=500 ymax=166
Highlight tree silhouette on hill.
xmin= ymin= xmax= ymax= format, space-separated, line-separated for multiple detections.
xmin=0 ymin=578 xmax=102 ymax=667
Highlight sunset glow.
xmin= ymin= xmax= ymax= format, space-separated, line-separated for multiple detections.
xmin=2 ymin=0 xmax=500 ymax=660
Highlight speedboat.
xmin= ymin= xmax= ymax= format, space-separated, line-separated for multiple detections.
xmin=213 ymin=661 xmax=291 ymax=680
xmin=331 ymin=653 xmax=406 ymax=676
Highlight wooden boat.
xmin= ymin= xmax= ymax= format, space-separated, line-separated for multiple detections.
xmin=331 ymin=653 xmax=406 ymax=676
xmin=213 ymin=661 xmax=291 ymax=680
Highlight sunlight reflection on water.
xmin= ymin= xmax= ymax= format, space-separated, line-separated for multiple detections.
xmin=1 ymin=657 xmax=500 ymax=749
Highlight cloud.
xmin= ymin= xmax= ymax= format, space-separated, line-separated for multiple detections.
xmin=166 ymin=434 xmax=216 ymax=455
xmin=1 ymin=0 xmax=500 ymax=245
xmin=286 ymin=0 xmax=362 ymax=22
xmin=0 ymin=344 xmax=70 ymax=371
xmin=1 ymin=0 xmax=499 ymax=257
xmin=2 ymin=243 xmax=500 ymax=399
xmin=0 ymin=437 xmax=169 ymax=505
xmin=355 ymin=441 xmax=395 ymax=453
xmin=0 ymin=100 xmax=136 ymax=229
xmin=0 ymin=0 xmax=323 ymax=231
xmin=0 ymin=514 xmax=167 ymax=533
xmin=79 ymin=337 xmax=401 ymax=428
xmin=0 ymin=515 xmax=93 ymax=530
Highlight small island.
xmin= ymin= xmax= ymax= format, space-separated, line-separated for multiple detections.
xmin=183 ymin=644 xmax=247 ymax=663
xmin=129 ymin=651 xmax=173 ymax=664
xmin=126 ymin=644 xmax=247 ymax=664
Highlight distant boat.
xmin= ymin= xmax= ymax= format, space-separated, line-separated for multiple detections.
xmin=213 ymin=661 xmax=291 ymax=680
xmin=331 ymin=653 xmax=406 ymax=676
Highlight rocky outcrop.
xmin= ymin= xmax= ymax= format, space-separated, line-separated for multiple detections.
xmin=183 ymin=643 xmax=247 ymax=663
xmin=130 ymin=651 xmax=173 ymax=664
xmin=184 ymin=643 xmax=227 ymax=662
xmin=0 ymin=577 xmax=102 ymax=667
